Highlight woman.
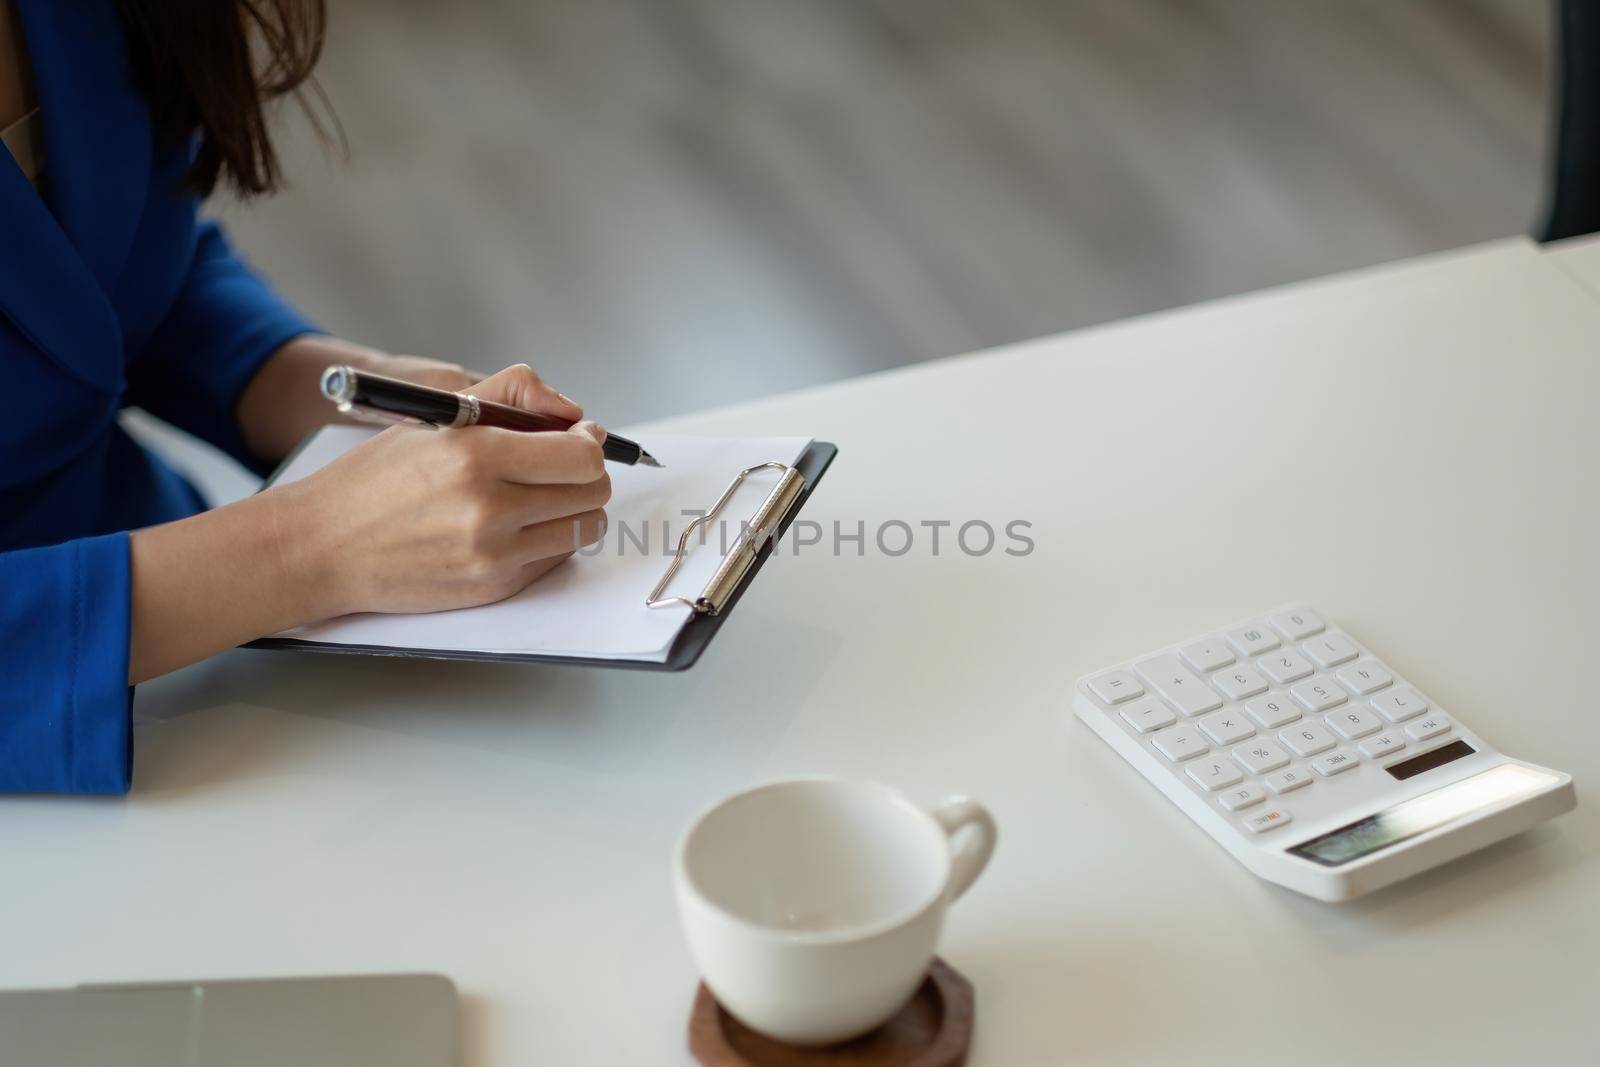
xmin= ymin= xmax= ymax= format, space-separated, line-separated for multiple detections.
xmin=0 ymin=0 xmax=610 ymax=793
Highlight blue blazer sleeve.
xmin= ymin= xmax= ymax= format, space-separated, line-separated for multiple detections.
xmin=125 ymin=220 xmax=321 ymax=470
xmin=0 ymin=532 xmax=133 ymax=794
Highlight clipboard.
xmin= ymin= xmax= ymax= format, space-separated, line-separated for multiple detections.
xmin=247 ymin=439 xmax=837 ymax=672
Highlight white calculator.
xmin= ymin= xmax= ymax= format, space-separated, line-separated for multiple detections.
xmin=1073 ymin=606 xmax=1575 ymax=901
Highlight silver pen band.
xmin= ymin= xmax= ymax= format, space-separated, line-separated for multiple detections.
xmin=452 ymin=394 xmax=481 ymax=428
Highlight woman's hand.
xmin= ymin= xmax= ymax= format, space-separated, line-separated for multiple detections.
xmin=129 ymin=363 xmax=609 ymax=683
xmin=272 ymin=364 xmax=610 ymax=619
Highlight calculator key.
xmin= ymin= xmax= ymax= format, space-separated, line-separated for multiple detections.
xmin=1257 ymin=649 xmax=1314 ymax=685
xmin=1405 ymin=715 xmax=1452 ymax=743
xmin=1326 ymin=706 xmax=1383 ymax=740
xmin=1087 ymin=670 xmax=1144 ymax=705
xmin=1280 ymin=723 xmax=1337 ymax=757
xmin=1135 ymin=655 xmax=1223 ymax=717
xmin=1187 ymin=758 xmax=1244 ymax=791
xmin=1303 ymin=633 xmax=1360 ymax=668
xmin=1226 ymin=624 xmax=1279 ymax=657
xmin=1243 ymin=808 xmax=1293 ymax=833
xmin=1118 ymin=697 xmax=1178 ymax=734
xmin=1244 ymin=695 xmax=1302 ymax=730
xmin=1371 ymin=687 xmax=1428 ymax=723
xmin=1179 ymin=638 xmax=1235 ymax=673
xmin=1232 ymin=740 xmax=1290 ymax=775
xmin=1289 ymin=678 xmax=1347 ymax=712
xmin=1270 ymin=608 xmax=1325 ymax=641
xmin=1218 ymin=784 xmax=1266 ymax=811
xmin=1359 ymin=731 xmax=1407 ymax=759
xmin=1312 ymin=748 xmax=1360 ymax=776
xmin=1198 ymin=710 xmax=1256 ymax=745
xmin=1212 ymin=665 xmax=1269 ymax=701
xmin=1335 ymin=660 xmax=1393 ymax=696
xmin=1264 ymin=767 xmax=1313 ymax=794
xmin=1152 ymin=725 xmax=1209 ymax=762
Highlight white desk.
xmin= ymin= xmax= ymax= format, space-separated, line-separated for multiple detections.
xmin=1544 ymin=231 xmax=1600 ymax=299
xmin=4 ymin=237 xmax=1596 ymax=1065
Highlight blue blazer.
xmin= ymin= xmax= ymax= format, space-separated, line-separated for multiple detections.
xmin=0 ymin=1 xmax=316 ymax=793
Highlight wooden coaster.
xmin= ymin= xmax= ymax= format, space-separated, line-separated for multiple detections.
xmin=688 ymin=958 xmax=974 ymax=1067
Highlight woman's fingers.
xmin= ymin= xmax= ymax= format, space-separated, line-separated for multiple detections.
xmin=476 ymin=552 xmax=576 ymax=606
xmin=481 ymin=423 xmax=608 ymax=485
xmin=520 ymin=552 xmax=575 ymax=583
xmin=513 ymin=508 xmax=608 ymax=563
xmin=489 ymin=473 xmax=612 ymax=529
xmin=470 ymin=363 xmax=584 ymax=420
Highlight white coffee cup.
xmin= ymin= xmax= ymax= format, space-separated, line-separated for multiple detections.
xmin=674 ymin=777 xmax=997 ymax=1046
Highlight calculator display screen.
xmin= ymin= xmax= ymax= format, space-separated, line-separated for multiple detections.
xmin=1287 ymin=762 xmax=1561 ymax=867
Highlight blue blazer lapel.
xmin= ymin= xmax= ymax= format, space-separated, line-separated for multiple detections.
xmin=20 ymin=0 xmax=152 ymax=290
xmin=0 ymin=159 xmax=123 ymax=392
xmin=1 ymin=0 xmax=154 ymax=391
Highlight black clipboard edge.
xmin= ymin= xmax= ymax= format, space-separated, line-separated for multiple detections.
xmin=245 ymin=441 xmax=838 ymax=672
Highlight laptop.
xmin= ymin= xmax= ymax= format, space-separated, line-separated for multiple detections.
xmin=0 ymin=973 xmax=458 ymax=1067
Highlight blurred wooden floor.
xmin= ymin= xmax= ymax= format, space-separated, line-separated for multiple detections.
xmin=217 ymin=0 xmax=1550 ymax=426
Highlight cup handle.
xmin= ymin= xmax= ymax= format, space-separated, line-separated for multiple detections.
xmin=929 ymin=796 xmax=997 ymax=903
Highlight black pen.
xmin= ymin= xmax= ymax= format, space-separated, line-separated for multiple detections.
xmin=320 ymin=366 xmax=662 ymax=467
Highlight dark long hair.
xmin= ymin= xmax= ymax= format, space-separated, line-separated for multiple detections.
xmin=116 ymin=0 xmax=334 ymax=199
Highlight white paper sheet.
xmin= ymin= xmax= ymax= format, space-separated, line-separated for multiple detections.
xmin=268 ymin=428 xmax=813 ymax=661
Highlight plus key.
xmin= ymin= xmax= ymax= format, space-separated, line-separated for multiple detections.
xmin=1135 ymin=655 xmax=1224 ymax=717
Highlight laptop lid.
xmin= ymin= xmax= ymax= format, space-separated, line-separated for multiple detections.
xmin=0 ymin=973 xmax=458 ymax=1067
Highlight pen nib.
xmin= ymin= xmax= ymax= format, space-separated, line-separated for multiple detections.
xmin=637 ymin=451 xmax=664 ymax=468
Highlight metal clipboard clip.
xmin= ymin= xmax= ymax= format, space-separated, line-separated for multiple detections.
xmin=646 ymin=461 xmax=806 ymax=616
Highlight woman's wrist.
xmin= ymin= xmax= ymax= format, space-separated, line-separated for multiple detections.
xmin=127 ymin=487 xmax=343 ymax=683
xmin=255 ymin=479 xmax=351 ymax=624
xmin=236 ymin=336 xmax=388 ymax=461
